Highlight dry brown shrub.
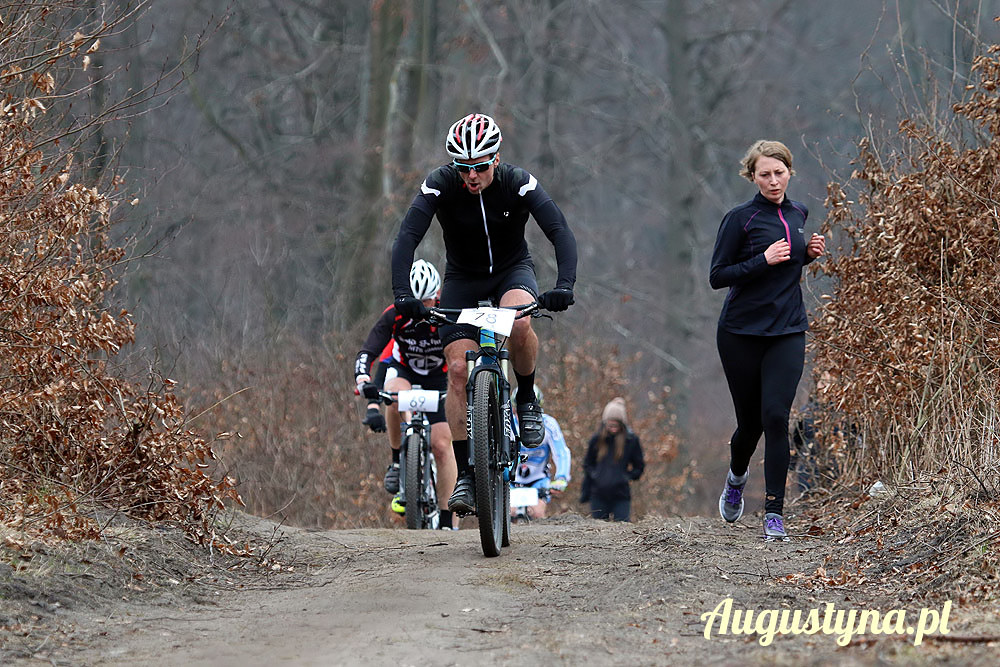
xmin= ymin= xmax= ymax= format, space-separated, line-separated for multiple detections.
xmin=193 ymin=337 xmax=382 ymax=530
xmin=535 ymin=336 xmax=687 ymax=519
xmin=0 ymin=1 xmax=242 ymax=550
xmin=811 ymin=43 xmax=1000 ymax=489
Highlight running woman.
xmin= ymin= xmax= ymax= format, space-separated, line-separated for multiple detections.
xmin=710 ymin=139 xmax=826 ymax=540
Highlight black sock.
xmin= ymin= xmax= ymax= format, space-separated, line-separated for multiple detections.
xmin=391 ymin=448 xmax=400 ymax=464
xmin=452 ymin=440 xmax=470 ymax=474
xmin=440 ymin=510 xmax=453 ymax=528
xmin=514 ymin=370 xmax=536 ymax=404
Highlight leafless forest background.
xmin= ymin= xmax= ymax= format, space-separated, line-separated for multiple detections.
xmin=65 ymin=0 xmax=998 ymax=527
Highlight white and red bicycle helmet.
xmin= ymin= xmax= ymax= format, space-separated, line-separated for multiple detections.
xmin=445 ymin=113 xmax=502 ymax=160
xmin=409 ymin=259 xmax=441 ymax=301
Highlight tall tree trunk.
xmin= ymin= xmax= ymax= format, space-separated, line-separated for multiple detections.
xmin=86 ymin=0 xmax=110 ymax=185
xmin=392 ymin=0 xmax=437 ymax=170
xmin=412 ymin=0 xmax=439 ymax=149
xmin=661 ymin=0 xmax=710 ymax=415
xmin=343 ymin=1 xmax=408 ymax=321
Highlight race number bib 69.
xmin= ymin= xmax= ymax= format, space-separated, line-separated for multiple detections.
xmin=396 ymin=389 xmax=440 ymax=413
xmin=457 ymin=307 xmax=516 ymax=336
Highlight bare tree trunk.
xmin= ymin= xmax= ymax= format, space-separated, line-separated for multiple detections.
xmin=392 ymin=0 xmax=438 ymax=170
xmin=537 ymin=0 xmax=565 ymax=184
xmin=412 ymin=0 xmax=440 ymax=148
xmin=659 ymin=0 xmax=716 ymax=415
xmin=85 ymin=0 xmax=110 ymax=185
xmin=343 ymin=1 xmax=408 ymax=320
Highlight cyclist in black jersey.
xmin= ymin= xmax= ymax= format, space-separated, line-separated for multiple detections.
xmin=390 ymin=113 xmax=578 ymax=514
xmin=355 ymin=260 xmax=457 ymax=529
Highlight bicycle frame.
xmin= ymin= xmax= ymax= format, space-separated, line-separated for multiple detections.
xmin=378 ymin=388 xmax=443 ymax=530
xmin=429 ymin=300 xmax=540 ymax=556
xmin=464 ymin=311 xmax=516 ymax=484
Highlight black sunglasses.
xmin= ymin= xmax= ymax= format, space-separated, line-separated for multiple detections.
xmin=453 ymin=156 xmax=496 ymax=173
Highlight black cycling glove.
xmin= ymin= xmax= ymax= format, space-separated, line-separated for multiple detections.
xmin=361 ymin=382 xmax=380 ymax=401
xmin=394 ymin=296 xmax=429 ymax=320
xmin=362 ymin=407 xmax=387 ymax=433
xmin=538 ymin=288 xmax=575 ymax=312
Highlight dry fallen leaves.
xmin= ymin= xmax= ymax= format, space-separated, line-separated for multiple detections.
xmin=0 ymin=7 xmax=245 ymax=555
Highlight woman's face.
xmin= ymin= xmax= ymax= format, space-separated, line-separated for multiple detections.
xmin=753 ymin=155 xmax=791 ymax=204
xmin=605 ymin=419 xmax=622 ymax=434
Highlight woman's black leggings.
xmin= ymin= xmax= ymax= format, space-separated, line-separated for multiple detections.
xmin=717 ymin=328 xmax=805 ymax=515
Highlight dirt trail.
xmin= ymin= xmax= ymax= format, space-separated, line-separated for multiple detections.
xmin=12 ymin=513 xmax=987 ymax=666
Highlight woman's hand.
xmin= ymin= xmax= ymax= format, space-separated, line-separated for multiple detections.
xmin=806 ymin=233 xmax=826 ymax=259
xmin=764 ymin=239 xmax=791 ymax=265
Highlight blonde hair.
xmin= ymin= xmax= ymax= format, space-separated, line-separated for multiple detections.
xmin=739 ymin=140 xmax=794 ymax=182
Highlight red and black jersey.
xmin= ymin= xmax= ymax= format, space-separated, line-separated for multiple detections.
xmin=354 ymin=305 xmax=446 ymax=378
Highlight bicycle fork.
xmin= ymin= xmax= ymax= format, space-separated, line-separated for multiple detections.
xmin=465 ymin=332 xmax=515 ymax=475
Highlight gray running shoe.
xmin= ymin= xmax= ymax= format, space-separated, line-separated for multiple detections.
xmin=448 ymin=473 xmax=476 ymax=515
xmin=718 ymin=470 xmax=746 ymax=523
xmin=763 ymin=513 xmax=788 ymax=540
xmin=383 ymin=463 xmax=400 ymax=494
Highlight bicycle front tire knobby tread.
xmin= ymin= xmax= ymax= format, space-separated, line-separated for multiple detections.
xmin=404 ymin=432 xmax=423 ymax=530
xmin=473 ymin=370 xmax=503 ymax=556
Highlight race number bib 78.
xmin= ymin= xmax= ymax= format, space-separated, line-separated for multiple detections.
xmin=456 ymin=307 xmax=516 ymax=336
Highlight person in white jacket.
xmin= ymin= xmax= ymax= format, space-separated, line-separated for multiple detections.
xmin=510 ymin=386 xmax=571 ymax=520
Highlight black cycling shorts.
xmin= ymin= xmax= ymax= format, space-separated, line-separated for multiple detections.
xmin=438 ymin=261 xmax=539 ymax=346
xmin=384 ymin=360 xmax=448 ymax=425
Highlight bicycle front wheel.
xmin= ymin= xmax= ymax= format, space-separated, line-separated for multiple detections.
xmin=501 ymin=477 xmax=511 ymax=547
xmin=472 ymin=370 xmax=503 ymax=557
xmin=404 ymin=432 xmax=423 ymax=530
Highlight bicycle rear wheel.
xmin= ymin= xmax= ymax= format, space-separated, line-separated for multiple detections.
xmin=472 ymin=370 xmax=503 ymax=557
xmin=404 ymin=432 xmax=423 ymax=530
xmin=425 ymin=450 xmax=440 ymax=529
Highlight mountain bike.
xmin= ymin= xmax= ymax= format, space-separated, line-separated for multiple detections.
xmin=376 ymin=387 xmax=445 ymax=530
xmin=429 ymin=300 xmax=543 ymax=557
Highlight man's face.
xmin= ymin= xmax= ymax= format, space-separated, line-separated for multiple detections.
xmin=454 ymin=154 xmax=498 ymax=194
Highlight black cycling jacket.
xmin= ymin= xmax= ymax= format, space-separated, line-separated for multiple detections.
xmin=354 ymin=306 xmax=446 ymax=378
xmin=391 ymin=163 xmax=577 ymax=299
xmin=710 ymin=192 xmax=816 ymax=336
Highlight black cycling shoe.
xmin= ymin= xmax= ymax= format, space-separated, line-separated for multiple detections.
xmin=448 ymin=473 xmax=476 ymax=515
xmin=517 ymin=401 xmax=544 ymax=447
xmin=383 ymin=463 xmax=400 ymax=494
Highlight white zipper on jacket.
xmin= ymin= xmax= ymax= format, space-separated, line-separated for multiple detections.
xmin=479 ymin=194 xmax=493 ymax=274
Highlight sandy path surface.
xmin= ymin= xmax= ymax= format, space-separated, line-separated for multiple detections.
xmin=32 ymin=514 xmax=989 ymax=666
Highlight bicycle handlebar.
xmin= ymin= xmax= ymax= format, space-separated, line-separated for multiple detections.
xmin=353 ymin=386 xmax=447 ymax=408
xmin=426 ymin=301 xmax=541 ymax=325
xmin=374 ymin=388 xmax=447 ymax=409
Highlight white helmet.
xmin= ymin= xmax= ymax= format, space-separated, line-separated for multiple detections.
xmin=445 ymin=113 xmax=502 ymax=160
xmin=409 ymin=259 xmax=441 ymax=301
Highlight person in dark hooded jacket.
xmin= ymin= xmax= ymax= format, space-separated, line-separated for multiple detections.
xmin=580 ymin=397 xmax=644 ymax=521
